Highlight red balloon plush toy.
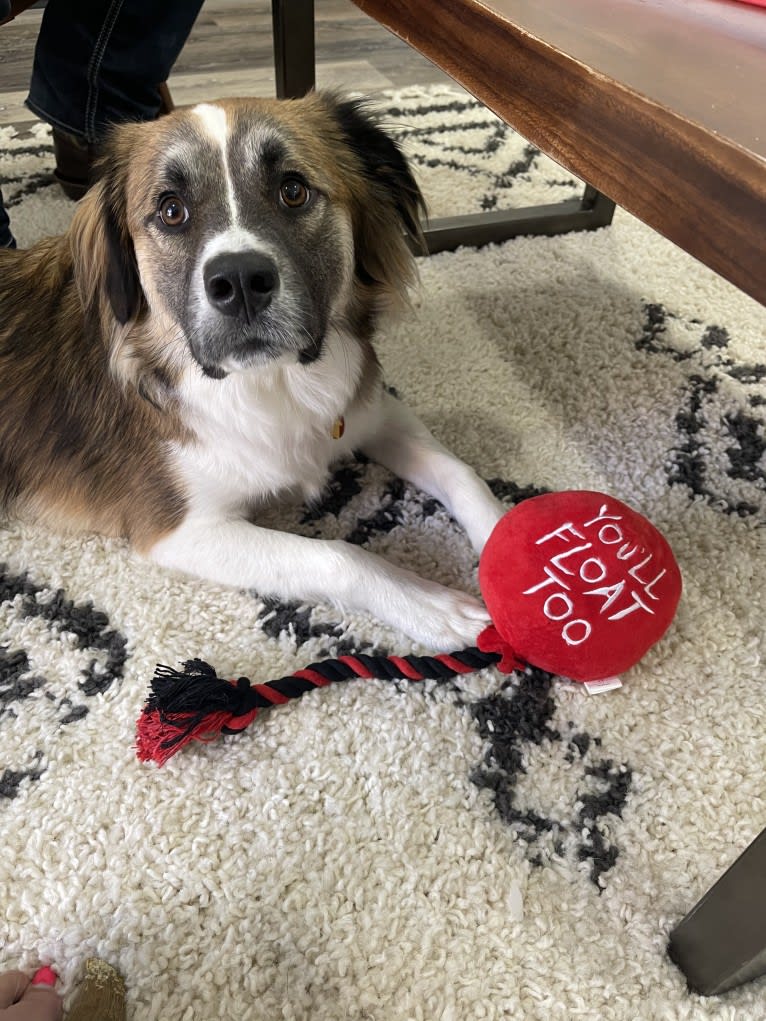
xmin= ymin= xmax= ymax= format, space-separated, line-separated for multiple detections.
xmin=137 ymin=490 xmax=682 ymax=765
xmin=478 ymin=490 xmax=682 ymax=681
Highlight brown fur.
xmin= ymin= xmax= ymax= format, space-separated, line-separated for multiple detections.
xmin=0 ymin=235 xmax=188 ymax=550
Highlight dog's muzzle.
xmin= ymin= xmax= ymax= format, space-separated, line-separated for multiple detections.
xmin=203 ymin=251 xmax=279 ymax=323
xmin=191 ymin=248 xmax=320 ymax=375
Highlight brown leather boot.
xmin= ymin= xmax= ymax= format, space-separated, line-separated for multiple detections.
xmin=51 ymin=130 xmax=97 ymax=201
xmin=51 ymin=82 xmax=175 ymax=200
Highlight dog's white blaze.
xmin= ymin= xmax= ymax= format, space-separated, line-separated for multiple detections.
xmin=192 ymin=102 xmax=239 ymax=224
xmin=200 ymin=226 xmax=275 ymax=261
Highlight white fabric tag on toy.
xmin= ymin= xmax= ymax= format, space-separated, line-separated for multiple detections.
xmin=584 ymin=677 xmax=623 ymax=695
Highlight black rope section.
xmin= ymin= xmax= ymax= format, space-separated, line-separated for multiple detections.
xmin=136 ymin=647 xmax=503 ymax=765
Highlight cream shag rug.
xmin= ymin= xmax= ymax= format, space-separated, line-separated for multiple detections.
xmin=1 ymin=85 xmax=765 ymax=1021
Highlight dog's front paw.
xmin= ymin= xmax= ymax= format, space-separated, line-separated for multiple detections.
xmin=377 ymin=574 xmax=492 ymax=652
xmin=413 ymin=584 xmax=492 ymax=651
xmin=336 ymin=546 xmax=493 ymax=652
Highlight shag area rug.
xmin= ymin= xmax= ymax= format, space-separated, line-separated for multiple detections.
xmin=1 ymin=84 xmax=765 ymax=1021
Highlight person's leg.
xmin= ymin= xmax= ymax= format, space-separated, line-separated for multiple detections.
xmin=26 ymin=0 xmax=203 ymax=198
xmin=0 ymin=188 xmax=16 ymax=249
xmin=26 ymin=0 xmax=204 ymax=142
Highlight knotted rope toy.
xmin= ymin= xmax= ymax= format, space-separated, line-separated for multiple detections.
xmin=136 ymin=491 xmax=682 ymax=765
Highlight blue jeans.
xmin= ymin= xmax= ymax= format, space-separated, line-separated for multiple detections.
xmin=0 ymin=0 xmax=204 ymax=248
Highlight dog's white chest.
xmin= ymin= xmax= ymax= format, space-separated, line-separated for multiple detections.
xmin=171 ymin=332 xmax=374 ymax=512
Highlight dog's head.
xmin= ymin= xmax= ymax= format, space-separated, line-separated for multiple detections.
xmin=69 ymin=94 xmax=424 ymax=384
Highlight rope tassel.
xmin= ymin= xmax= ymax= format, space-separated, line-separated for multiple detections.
xmin=136 ymin=648 xmax=502 ymax=766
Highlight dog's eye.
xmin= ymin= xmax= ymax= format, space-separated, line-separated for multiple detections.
xmin=158 ymin=194 xmax=189 ymax=228
xmin=279 ymin=178 xmax=310 ymax=209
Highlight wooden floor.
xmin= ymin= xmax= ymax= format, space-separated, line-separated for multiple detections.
xmin=0 ymin=0 xmax=455 ymax=131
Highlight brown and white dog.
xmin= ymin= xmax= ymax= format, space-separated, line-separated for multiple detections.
xmin=0 ymin=94 xmax=505 ymax=649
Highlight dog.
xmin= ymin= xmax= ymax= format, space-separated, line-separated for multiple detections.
xmin=0 ymin=94 xmax=505 ymax=650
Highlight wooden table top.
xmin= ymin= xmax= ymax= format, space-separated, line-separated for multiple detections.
xmin=353 ymin=0 xmax=766 ymax=305
xmin=472 ymin=0 xmax=766 ymax=157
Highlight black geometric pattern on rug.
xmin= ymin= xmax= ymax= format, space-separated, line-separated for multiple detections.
xmin=0 ymin=142 xmax=56 ymax=207
xmin=486 ymin=478 xmax=549 ymax=504
xmin=466 ymin=670 xmax=632 ymax=888
xmin=387 ymin=95 xmax=581 ymax=213
xmin=257 ymin=597 xmax=345 ymax=650
xmin=0 ymin=751 xmax=45 ymax=801
xmin=637 ymin=303 xmax=766 ymax=519
xmin=349 ymin=483 xmax=442 ymax=547
xmin=303 ymin=466 xmax=445 ymax=546
xmin=299 ymin=462 xmax=366 ymax=526
xmin=257 ymin=597 xmax=388 ymax=660
xmin=0 ymin=565 xmax=128 ymax=801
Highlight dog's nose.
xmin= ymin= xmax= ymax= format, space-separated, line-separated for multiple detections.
xmin=203 ymin=252 xmax=278 ymax=322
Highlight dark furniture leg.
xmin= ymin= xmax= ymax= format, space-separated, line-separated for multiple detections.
xmin=272 ymin=0 xmax=315 ymax=99
xmin=668 ymin=827 xmax=766 ymax=996
xmin=418 ymin=183 xmax=615 ymax=254
xmin=270 ymin=1 xmax=616 ymax=249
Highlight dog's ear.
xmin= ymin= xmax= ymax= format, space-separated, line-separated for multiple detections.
xmin=326 ymin=96 xmax=426 ymax=305
xmin=102 ymin=187 xmax=142 ymax=325
xmin=68 ymin=134 xmax=144 ymax=325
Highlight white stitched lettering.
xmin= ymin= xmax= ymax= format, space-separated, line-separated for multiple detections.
xmin=562 ymin=619 xmax=592 ymax=646
xmin=550 ymin=543 xmax=592 ymax=575
xmin=544 ymin=592 xmax=573 ymax=621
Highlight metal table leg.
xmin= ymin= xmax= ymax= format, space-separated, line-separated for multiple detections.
xmin=668 ymin=827 xmax=766 ymax=996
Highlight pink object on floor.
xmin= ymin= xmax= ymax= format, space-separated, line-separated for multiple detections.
xmin=31 ymin=966 xmax=58 ymax=987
